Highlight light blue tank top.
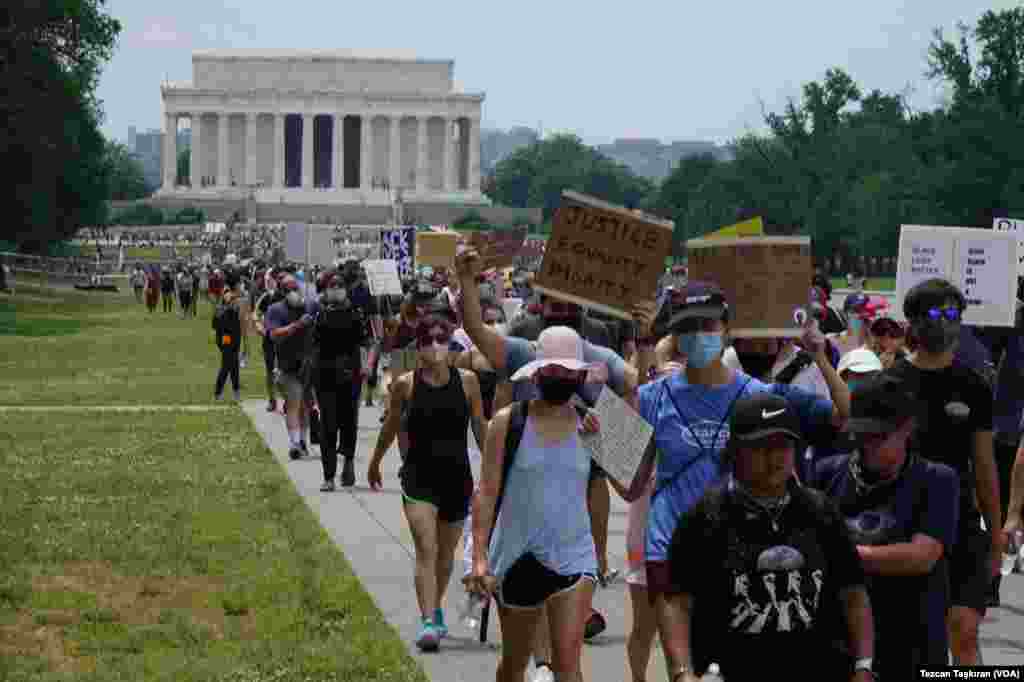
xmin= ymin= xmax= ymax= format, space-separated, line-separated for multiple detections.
xmin=488 ymin=414 xmax=597 ymax=581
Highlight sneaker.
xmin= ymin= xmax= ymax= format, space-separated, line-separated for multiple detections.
xmin=341 ymin=458 xmax=356 ymax=487
xmin=266 ymin=399 xmax=277 ymax=413
xmin=532 ymin=665 xmax=555 ymax=682
xmin=232 ymin=389 xmax=241 ymax=402
xmin=598 ymin=568 xmax=620 ymax=588
xmin=434 ymin=609 xmax=447 ymax=638
xmin=299 ymin=441 xmax=309 ymax=457
xmin=214 ymin=393 xmax=224 ymax=401
xmin=583 ymin=610 xmax=606 ymax=640
xmin=415 ymin=621 xmax=440 ymax=652
xmin=288 ymin=447 xmax=303 ymax=461
xmin=320 ymin=480 xmax=336 ymax=492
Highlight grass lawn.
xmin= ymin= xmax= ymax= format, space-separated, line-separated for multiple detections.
xmin=0 ymin=287 xmax=429 ymax=681
xmin=0 ymin=286 xmax=270 ymax=406
xmin=829 ymin=276 xmax=895 ymax=292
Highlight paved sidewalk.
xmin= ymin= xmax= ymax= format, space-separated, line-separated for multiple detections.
xmin=242 ymin=400 xmax=1024 ymax=680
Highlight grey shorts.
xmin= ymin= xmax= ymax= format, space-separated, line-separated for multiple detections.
xmin=275 ymin=370 xmax=314 ymax=403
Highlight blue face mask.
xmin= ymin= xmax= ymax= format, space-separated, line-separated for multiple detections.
xmin=849 ymin=318 xmax=863 ymax=334
xmin=677 ymin=332 xmax=723 ymax=368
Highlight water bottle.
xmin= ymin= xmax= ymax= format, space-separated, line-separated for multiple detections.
xmin=1004 ymin=530 xmax=1024 ymax=576
xmin=701 ymin=662 xmax=724 ymax=682
xmin=458 ymin=591 xmax=485 ymax=632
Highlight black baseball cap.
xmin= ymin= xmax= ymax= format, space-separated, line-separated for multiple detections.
xmin=730 ymin=394 xmax=802 ymax=443
xmin=846 ymin=372 xmax=921 ymax=434
xmin=666 ymin=281 xmax=730 ymax=331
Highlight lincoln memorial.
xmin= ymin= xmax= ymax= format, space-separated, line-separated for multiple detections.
xmin=153 ymin=49 xmax=521 ymax=224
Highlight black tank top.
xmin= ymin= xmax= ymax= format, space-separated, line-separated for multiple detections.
xmin=403 ymin=368 xmax=470 ymax=465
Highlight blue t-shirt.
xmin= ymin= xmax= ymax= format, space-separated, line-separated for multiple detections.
xmin=640 ymin=370 xmax=834 ymax=562
xmin=810 ymin=455 xmax=958 ymax=673
xmin=265 ymin=299 xmax=321 ymax=371
xmin=503 ymin=336 xmax=627 ymax=404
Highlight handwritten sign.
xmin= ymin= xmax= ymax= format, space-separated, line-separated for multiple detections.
xmin=468 ymin=228 xmax=528 ymax=271
xmin=686 ymin=236 xmax=812 ymax=338
xmin=993 ymin=217 xmax=1024 ymax=276
xmin=362 ymin=259 xmax=403 ymax=297
xmin=416 ymin=231 xmax=460 ymax=268
xmin=534 ymin=191 xmax=674 ymax=320
xmin=580 ymin=387 xmax=653 ymax=488
xmin=897 ymin=225 xmax=1017 ymax=327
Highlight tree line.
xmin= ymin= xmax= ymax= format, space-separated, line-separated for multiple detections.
xmin=486 ymin=7 xmax=1024 ymax=274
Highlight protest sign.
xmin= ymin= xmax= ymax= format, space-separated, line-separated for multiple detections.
xmin=993 ymin=217 xmax=1024 ymax=277
xmin=285 ymin=223 xmax=308 ymax=263
xmin=468 ymin=227 xmax=528 ymax=271
xmin=704 ymin=216 xmax=765 ymax=240
xmin=897 ymin=225 xmax=1017 ymax=327
xmin=580 ymin=387 xmax=653 ymax=488
xmin=534 ymin=191 xmax=674 ymax=320
xmin=686 ymin=236 xmax=812 ymax=338
xmin=362 ymin=259 xmax=404 ymax=297
xmin=416 ymin=231 xmax=460 ymax=268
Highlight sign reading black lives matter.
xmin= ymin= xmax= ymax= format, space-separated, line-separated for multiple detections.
xmin=534 ymin=191 xmax=674 ymax=320
xmin=896 ymin=225 xmax=1018 ymax=327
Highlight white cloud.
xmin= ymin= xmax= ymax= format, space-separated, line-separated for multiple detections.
xmin=141 ymin=20 xmax=184 ymax=45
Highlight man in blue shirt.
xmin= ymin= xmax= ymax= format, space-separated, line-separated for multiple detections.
xmin=812 ymin=372 xmax=959 ymax=678
xmin=627 ymin=281 xmax=851 ymax=682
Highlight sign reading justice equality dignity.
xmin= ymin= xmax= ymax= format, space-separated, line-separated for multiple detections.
xmin=534 ymin=191 xmax=674 ymax=319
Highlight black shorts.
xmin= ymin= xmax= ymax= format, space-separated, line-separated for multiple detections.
xmin=262 ymin=335 xmax=276 ymax=374
xmin=950 ymin=521 xmax=990 ymax=613
xmin=498 ymin=552 xmax=596 ymax=609
xmin=400 ymin=461 xmax=472 ymax=523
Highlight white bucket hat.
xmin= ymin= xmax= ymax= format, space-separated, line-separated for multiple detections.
xmin=510 ymin=326 xmax=598 ymax=382
xmin=837 ymin=347 xmax=884 ymax=375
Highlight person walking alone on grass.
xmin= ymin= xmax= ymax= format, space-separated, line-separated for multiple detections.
xmin=213 ymin=287 xmax=243 ymax=401
xmin=160 ymin=268 xmax=175 ymax=313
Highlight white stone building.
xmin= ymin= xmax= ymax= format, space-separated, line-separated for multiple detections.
xmin=158 ymin=49 xmax=489 ymax=209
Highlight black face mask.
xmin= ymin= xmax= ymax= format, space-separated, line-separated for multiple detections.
xmin=911 ymin=319 xmax=960 ymax=354
xmin=737 ymin=352 xmax=777 ymax=379
xmin=536 ymin=376 xmax=581 ymax=405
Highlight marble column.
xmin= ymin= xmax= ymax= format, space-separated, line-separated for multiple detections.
xmin=164 ymin=113 xmax=177 ymax=189
xmin=190 ymin=113 xmax=202 ymax=189
xmin=360 ymin=114 xmax=373 ymax=189
xmin=416 ymin=116 xmax=428 ymax=193
xmin=245 ymin=113 xmax=258 ymax=186
xmin=301 ymin=113 xmax=314 ymax=189
xmin=389 ymin=116 xmax=401 ymax=190
xmin=273 ymin=113 xmax=284 ymax=189
xmin=443 ymin=116 xmax=456 ymax=193
xmin=332 ymin=114 xmax=344 ymax=189
xmin=217 ymin=112 xmax=230 ymax=187
xmin=468 ymin=118 xmax=481 ymax=193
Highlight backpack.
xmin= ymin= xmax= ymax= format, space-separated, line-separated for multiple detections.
xmin=774 ymin=350 xmax=815 ymax=385
xmin=212 ymin=298 xmax=241 ymax=346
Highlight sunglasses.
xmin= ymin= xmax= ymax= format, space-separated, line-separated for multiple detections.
xmin=924 ymin=307 xmax=962 ymax=322
xmin=416 ymin=332 xmax=451 ymax=348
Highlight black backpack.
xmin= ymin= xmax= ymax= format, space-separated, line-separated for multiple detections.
xmin=212 ymin=299 xmax=241 ymax=343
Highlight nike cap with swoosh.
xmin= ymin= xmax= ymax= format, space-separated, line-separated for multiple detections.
xmin=729 ymin=393 xmax=803 ymax=443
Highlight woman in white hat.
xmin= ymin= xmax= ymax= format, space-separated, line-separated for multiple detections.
xmin=467 ymin=325 xmax=603 ymax=682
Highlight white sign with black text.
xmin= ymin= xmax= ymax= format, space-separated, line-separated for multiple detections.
xmin=362 ymin=259 xmax=404 ymax=297
xmin=896 ymin=225 xmax=1017 ymax=327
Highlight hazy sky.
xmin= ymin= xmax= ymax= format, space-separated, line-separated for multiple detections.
xmin=97 ymin=0 xmax=1014 ymax=147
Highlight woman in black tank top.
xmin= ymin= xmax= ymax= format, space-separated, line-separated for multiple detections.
xmin=367 ymin=311 xmax=487 ymax=652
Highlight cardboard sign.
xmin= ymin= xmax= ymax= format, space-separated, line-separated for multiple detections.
xmin=686 ymin=236 xmax=813 ymax=338
xmin=897 ymin=225 xmax=1017 ymax=327
xmin=534 ymin=191 xmax=674 ymax=320
xmin=704 ymin=216 xmax=765 ymax=240
xmin=993 ymin=217 xmax=1024 ymax=277
xmin=362 ymin=259 xmax=404 ymax=297
xmin=416 ymin=231 xmax=460 ymax=268
xmin=468 ymin=227 xmax=528 ymax=271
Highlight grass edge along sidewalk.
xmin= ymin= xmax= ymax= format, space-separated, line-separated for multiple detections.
xmin=0 ymin=409 xmax=429 ymax=682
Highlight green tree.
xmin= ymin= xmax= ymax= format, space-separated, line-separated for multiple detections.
xmin=1 ymin=0 xmax=122 ymax=252
xmin=104 ymin=141 xmax=149 ymax=200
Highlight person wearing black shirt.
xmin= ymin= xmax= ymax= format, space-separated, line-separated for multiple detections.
xmin=313 ymin=267 xmax=370 ymax=490
xmin=254 ymin=276 xmax=282 ymax=413
xmin=667 ymin=393 xmax=874 ymax=682
xmin=887 ymin=278 xmax=1001 ymax=665
xmin=812 ymin=373 xmax=958 ymax=678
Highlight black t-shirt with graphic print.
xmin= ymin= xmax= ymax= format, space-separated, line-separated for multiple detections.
xmin=667 ymin=479 xmax=864 ymax=681
xmin=886 ymin=358 xmax=993 ymax=528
